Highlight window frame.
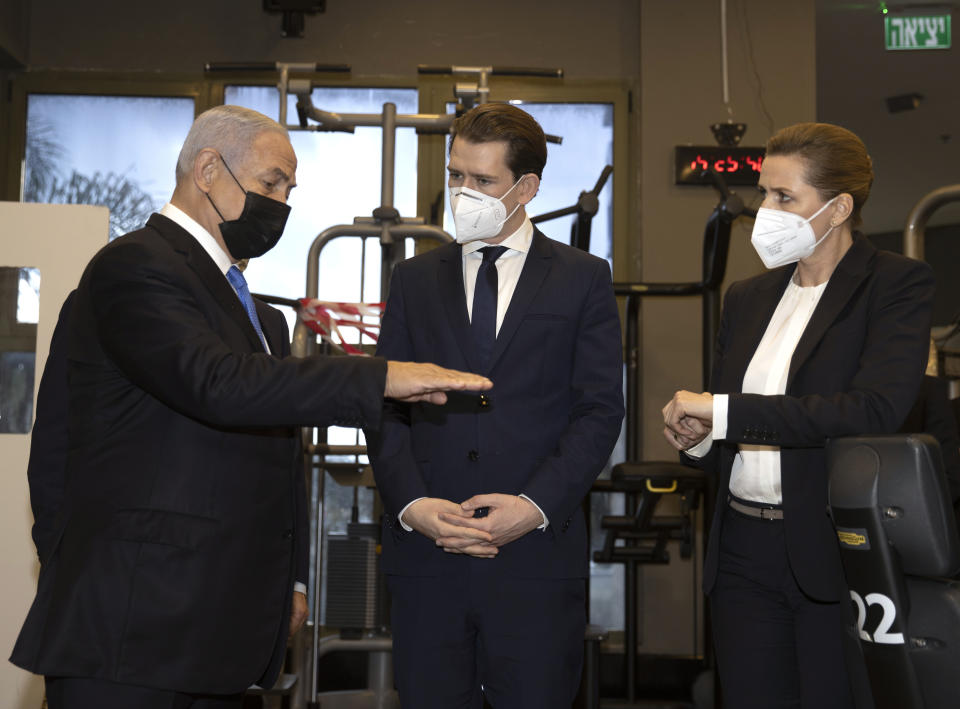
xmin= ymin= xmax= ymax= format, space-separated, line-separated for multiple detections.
xmin=4 ymin=70 xmax=630 ymax=283
xmin=2 ymin=71 xmax=210 ymax=203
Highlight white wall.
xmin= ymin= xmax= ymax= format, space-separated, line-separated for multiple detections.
xmin=0 ymin=202 xmax=108 ymax=709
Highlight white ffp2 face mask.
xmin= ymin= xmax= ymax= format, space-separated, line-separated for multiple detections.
xmin=449 ymin=178 xmax=523 ymax=243
xmin=750 ymin=197 xmax=838 ymax=269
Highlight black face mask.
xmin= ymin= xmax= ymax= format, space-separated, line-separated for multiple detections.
xmin=205 ymin=156 xmax=291 ymax=260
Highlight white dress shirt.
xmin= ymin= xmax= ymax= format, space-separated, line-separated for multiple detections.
xmin=462 ymin=216 xmax=533 ymax=335
xmin=397 ymin=216 xmax=549 ymax=531
xmin=686 ymin=278 xmax=828 ymax=505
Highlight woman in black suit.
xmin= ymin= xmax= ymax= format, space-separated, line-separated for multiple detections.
xmin=663 ymin=123 xmax=935 ymax=709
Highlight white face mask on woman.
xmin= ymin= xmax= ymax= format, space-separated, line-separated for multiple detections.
xmin=449 ymin=177 xmax=523 ymax=243
xmin=750 ymin=196 xmax=838 ymax=269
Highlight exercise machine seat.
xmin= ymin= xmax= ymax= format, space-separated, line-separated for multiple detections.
xmin=827 ymin=434 xmax=960 ymax=709
xmin=595 ymin=462 xmax=707 ymax=564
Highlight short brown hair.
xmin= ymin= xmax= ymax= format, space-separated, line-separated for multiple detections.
xmin=450 ymin=103 xmax=548 ymax=180
xmin=766 ymin=122 xmax=873 ymax=228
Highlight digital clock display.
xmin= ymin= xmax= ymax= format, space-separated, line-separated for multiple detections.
xmin=674 ymin=146 xmax=766 ymax=186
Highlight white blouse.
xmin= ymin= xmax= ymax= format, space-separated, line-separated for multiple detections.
xmin=685 ymin=277 xmax=829 ymax=504
xmin=728 ymin=278 xmax=828 ymax=503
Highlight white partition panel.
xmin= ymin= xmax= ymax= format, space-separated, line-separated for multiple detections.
xmin=0 ymin=202 xmax=108 ymax=708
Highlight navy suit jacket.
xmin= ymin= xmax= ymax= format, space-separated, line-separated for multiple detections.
xmin=11 ymin=214 xmax=387 ymax=694
xmin=694 ymin=235 xmax=935 ymax=601
xmin=367 ymin=228 xmax=624 ymax=579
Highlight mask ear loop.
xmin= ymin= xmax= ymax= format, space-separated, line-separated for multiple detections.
xmin=499 ymin=175 xmax=525 ymax=201
xmin=496 ymin=175 xmax=526 ymax=226
xmin=205 ymin=192 xmax=227 ymax=221
xmin=810 ymin=224 xmax=835 ymax=251
xmin=204 ymin=152 xmax=246 ymax=223
xmin=806 ymin=195 xmax=840 ymax=250
xmin=217 ymin=153 xmax=247 ymax=193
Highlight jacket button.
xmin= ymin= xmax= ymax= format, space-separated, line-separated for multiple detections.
xmin=282 ymin=529 xmax=293 ymax=540
xmin=468 ymin=450 xmax=479 ymax=461
xmin=478 ymin=394 xmax=490 ymax=409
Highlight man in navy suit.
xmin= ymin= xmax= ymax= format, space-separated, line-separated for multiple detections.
xmin=11 ymin=105 xmax=491 ymax=709
xmin=367 ymin=103 xmax=624 ymax=708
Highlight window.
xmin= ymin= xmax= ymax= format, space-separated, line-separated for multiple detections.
xmin=23 ymin=95 xmax=195 ymax=240
xmin=0 ymin=267 xmax=40 ymax=434
xmin=224 ymin=86 xmax=419 ymax=307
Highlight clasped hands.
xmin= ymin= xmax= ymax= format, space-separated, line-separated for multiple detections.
xmin=662 ymin=389 xmax=714 ymax=452
xmin=403 ymin=495 xmax=543 ymax=558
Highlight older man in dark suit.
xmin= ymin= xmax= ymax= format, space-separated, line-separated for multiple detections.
xmin=11 ymin=105 xmax=489 ymax=709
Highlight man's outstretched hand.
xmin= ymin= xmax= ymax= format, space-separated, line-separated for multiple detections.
xmin=385 ymin=361 xmax=492 ymax=405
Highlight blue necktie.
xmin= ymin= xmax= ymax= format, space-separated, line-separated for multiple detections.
xmin=471 ymin=246 xmax=507 ymax=371
xmin=226 ymin=265 xmax=267 ymax=351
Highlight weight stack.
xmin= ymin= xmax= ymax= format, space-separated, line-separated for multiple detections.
xmin=323 ymin=522 xmax=381 ymax=631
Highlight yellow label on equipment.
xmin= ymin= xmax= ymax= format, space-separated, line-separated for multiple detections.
xmin=838 ymin=531 xmax=867 ymax=546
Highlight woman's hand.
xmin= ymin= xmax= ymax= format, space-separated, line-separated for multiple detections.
xmin=662 ymin=390 xmax=714 ymax=450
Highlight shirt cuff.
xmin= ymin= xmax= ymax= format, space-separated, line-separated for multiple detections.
xmin=684 ymin=432 xmax=714 ymax=459
xmin=519 ymin=494 xmax=549 ymax=530
xmin=397 ymin=497 xmax=426 ymax=532
xmin=293 ymin=582 xmax=307 ymax=596
xmin=712 ymin=394 xmax=729 ymax=440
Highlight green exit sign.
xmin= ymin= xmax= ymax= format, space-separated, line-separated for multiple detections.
xmin=885 ymin=14 xmax=951 ymax=50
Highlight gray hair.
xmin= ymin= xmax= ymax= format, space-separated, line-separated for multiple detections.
xmin=175 ymin=105 xmax=287 ymax=184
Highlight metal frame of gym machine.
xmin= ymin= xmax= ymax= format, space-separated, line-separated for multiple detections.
xmin=212 ymin=61 xmax=614 ymax=709
xmin=903 ymin=184 xmax=960 ymax=400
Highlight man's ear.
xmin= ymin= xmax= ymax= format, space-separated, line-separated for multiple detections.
xmin=516 ymin=173 xmax=541 ymax=205
xmin=194 ymin=148 xmax=220 ymax=194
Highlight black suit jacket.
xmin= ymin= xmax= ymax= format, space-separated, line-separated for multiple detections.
xmin=367 ymin=229 xmax=624 ymax=579
xmin=11 ymin=213 xmax=387 ymax=694
xmin=696 ymin=235 xmax=935 ymax=601
xmin=26 ymin=290 xmax=75 ymax=564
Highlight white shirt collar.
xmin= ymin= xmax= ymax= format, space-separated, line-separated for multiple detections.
xmin=461 ymin=216 xmax=534 ymax=256
xmin=159 ymin=202 xmax=234 ymax=276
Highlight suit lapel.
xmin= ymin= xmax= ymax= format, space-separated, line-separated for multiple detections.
xmin=787 ymin=236 xmax=874 ymax=384
xmin=436 ymin=241 xmax=482 ymax=372
xmin=487 ymin=229 xmax=552 ymax=372
xmin=149 ymin=214 xmax=265 ymax=353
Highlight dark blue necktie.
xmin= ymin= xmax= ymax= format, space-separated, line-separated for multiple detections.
xmin=226 ymin=265 xmax=267 ymax=351
xmin=471 ymin=246 xmax=507 ymax=370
